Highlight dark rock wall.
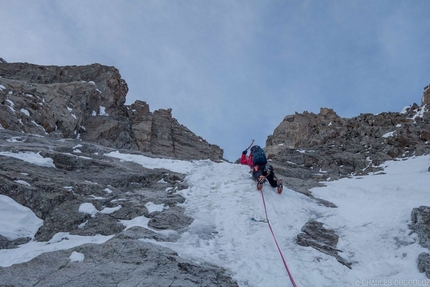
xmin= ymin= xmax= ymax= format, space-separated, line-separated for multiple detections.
xmin=266 ymin=103 xmax=430 ymax=181
xmin=0 ymin=61 xmax=223 ymax=161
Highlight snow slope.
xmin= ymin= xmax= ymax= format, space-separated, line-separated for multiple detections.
xmin=1 ymin=151 xmax=430 ymax=287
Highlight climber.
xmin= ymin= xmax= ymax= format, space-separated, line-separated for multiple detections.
xmin=241 ymin=145 xmax=283 ymax=193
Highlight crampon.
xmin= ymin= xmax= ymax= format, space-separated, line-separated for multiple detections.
xmin=276 ymin=179 xmax=283 ymax=194
xmin=257 ymin=176 xmax=266 ymax=191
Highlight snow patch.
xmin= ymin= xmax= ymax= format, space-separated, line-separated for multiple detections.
xmin=100 ymin=205 xmax=122 ymax=214
xmin=31 ymin=120 xmax=47 ymax=134
xmin=104 ymin=187 xmax=113 ymax=194
xmin=0 ymin=195 xmax=43 ymax=240
xmin=382 ymin=131 xmax=396 ymax=138
xmin=0 ymin=232 xmax=113 ymax=267
xmin=400 ymin=105 xmax=410 ymax=114
xmin=145 ymin=202 xmax=166 ymax=213
xmin=73 ymin=144 xmax=83 ymax=153
xmin=20 ymin=109 xmax=30 ymax=116
xmin=78 ymin=203 xmax=98 ymax=217
xmin=89 ymin=195 xmax=105 ymax=200
xmin=14 ymin=180 xmax=31 ymax=186
xmin=79 ymin=202 xmax=121 ymax=215
xmin=6 ymin=99 xmax=15 ymax=113
xmin=0 ymin=151 xmax=55 ymax=167
xmin=106 ymin=151 xmax=195 ymax=173
xmin=69 ymin=251 xmax=85 ymax=262
xmin=120 ymin=215 xmax=150 ymax=231
xmin=99 ymin=106 xmax=108 ymax=116
xmin=6 ymin=137 xmax=25 ymax=143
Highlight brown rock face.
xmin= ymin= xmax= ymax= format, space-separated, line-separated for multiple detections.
xmin=267 ymin=108 xmax=342 ymax=150
xmin=0 ymin=60 xmax=223 ymax=161
xmin=266 ymin=98 xmax=430 ymax=180
xmin=423 ymin=85 xmax=430 ymax=106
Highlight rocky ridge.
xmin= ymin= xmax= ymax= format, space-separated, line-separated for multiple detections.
xmin=266 ymin=102 xmax=429 ymax=182
xmin=0 ymin=59 xmax=223 ymax=161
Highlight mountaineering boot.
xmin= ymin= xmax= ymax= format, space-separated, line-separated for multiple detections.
xmin=276 ymin=179 xmax=283 ymax=194
xmin=257 ymin=176 xmax=266 ymax=191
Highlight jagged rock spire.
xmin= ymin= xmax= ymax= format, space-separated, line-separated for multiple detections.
xmin=423 ymin=84 xmax=430 ymax=106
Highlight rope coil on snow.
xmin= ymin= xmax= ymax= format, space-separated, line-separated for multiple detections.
xmin=259 ymin=190 xmax=298 ymax=287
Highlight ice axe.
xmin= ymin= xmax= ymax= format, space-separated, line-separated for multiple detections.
xmin=245 ymin=139 xmax=255 ymax=152
xmin=243 ymin=139 xmax=254 ymax=173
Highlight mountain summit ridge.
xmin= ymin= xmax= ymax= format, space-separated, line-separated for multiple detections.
xmin=0 ymin=60 xmax=223 ymax=161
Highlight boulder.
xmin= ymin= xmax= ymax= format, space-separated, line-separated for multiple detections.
xmin=410 ymin=206 xmax=430 ymax=249
xmin=418 ymin=252 xmax=430 ymax=278
xmin=296 ymin=220 xmax=351 ymax=269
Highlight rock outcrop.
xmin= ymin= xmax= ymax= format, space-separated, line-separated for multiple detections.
xmin=0 ymin=60 xmax=223 ymax=161
xmin=418 ymin=253 xmax=430 ymax=278
xmin=266 ymin=102 xmax=429 ymax=182
xmin=410 ymin=206 xmax=430 ymax=249
xmin=0 ymin=236 xmax=238 ymax=287
xmin=410 ymin=206 xmax=430 ymax=278
xmin=423 ymin=85 xmax=430 ymax=106
xmin=0 ymin=129 xmax=191 ymax=243
xmin=0 ymin=129 xmax=237 ymax=286
xmin=297 ymin=220 xmax=351 ymax=269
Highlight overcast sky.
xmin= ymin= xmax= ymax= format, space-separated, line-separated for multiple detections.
xmin=1 ymin=1 xmax=430 ymax=161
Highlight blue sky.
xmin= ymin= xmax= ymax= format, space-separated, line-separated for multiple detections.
xmin=1 ymin=0 xmax=430 ymax=161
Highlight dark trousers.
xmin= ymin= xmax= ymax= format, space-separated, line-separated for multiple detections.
xmin=252 ymin=164 xmax=279 ymax=187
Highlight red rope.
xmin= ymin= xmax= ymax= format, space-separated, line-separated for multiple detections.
xmin=259 ymin=190 xmax=298 ymax=287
